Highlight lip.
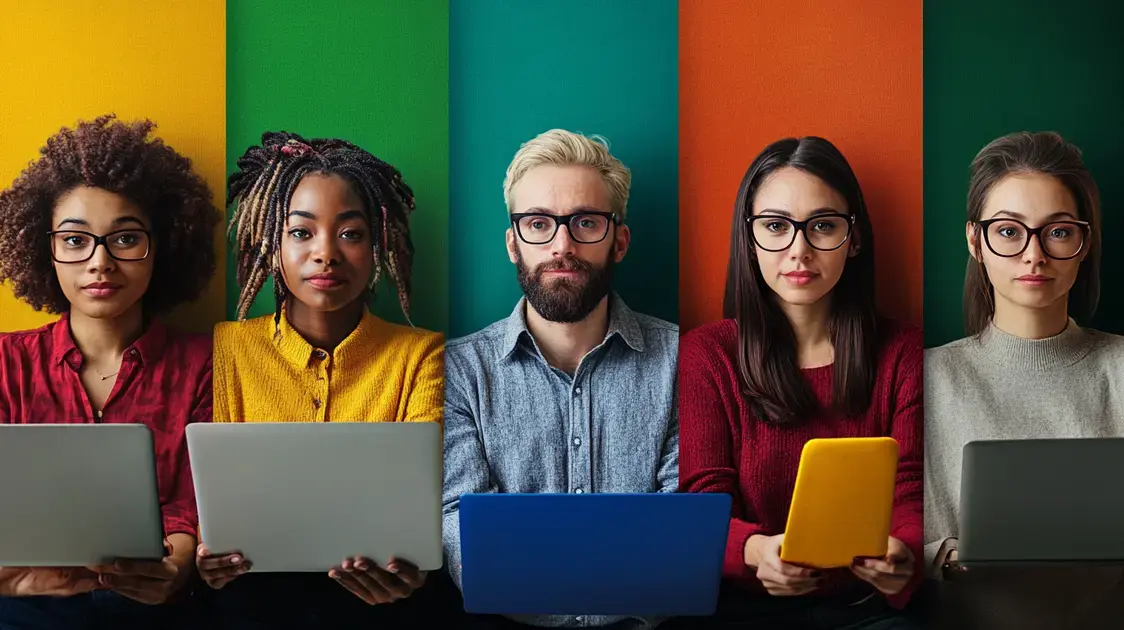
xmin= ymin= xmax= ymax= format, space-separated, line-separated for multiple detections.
xmin=781 ymin=270 xmax=819 ymax=286
xmin=305 ymin=273 xmax=346 ymax=289
xmin=1016 ymin=275 xmax=1053 ymax=286
xmin=81 ymin=281 xmax=122 ymax=298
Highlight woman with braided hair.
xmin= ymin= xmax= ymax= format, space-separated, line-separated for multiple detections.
xmin=199 ymin=131 xmax=445 ymax=627
xmin=0 ymin=114 xmax=218 ymax=628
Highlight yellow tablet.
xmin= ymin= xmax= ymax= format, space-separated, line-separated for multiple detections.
xmin=779 ymin=437 xmax=898 ymax=569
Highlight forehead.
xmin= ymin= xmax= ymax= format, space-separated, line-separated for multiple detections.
xmin=289 ymin=173 xmax=365 ymax=217
xmin=52 ymin=186 xmax=146 ymax=228
xmin=511 ymin=164 xmax=610 ymax=214
xmin=982 ymin=172 xmax=1078 ymax=220
xmin=753 ymin=167 xmax=846 ymax=216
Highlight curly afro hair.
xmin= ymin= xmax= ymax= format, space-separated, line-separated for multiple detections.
xmin=0 ymin=114 xmax=220 ymax=315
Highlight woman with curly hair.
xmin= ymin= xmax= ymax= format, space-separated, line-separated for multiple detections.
xmin=0 ymin=114 xmax=219 ymax=628
xmin=196 ymin=131 xmax=445 ymax=628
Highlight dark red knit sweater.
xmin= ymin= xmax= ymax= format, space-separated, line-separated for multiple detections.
xmin=678 ymin=318 xmax=924 ymax=609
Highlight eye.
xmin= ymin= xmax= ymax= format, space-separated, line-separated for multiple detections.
xmin=62 ymin=235 xmax=89 ymax=248
xmin=340 ymin=228 xmax=366 ymax=241
xmin=811 ymin=220 xmax=836 ymax=233
xmin=764 ymin=220 xmax=789 ymax=233
xmin=576 ymin=217 xmax=597 ymax=229
xmin=997 ymin=226 xmax=1020 ymax=239
xmin=113 ymin=233 xmax=139 ymax=246
xmin=529 ymin=219 xmax=550 ymax=231
xmin=288 ymin=228 xmax=311 ymax=240
xmin=1049 ymin=227 xmax=1072 ymax=239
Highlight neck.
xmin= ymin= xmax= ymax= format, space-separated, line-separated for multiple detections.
xmin=68 ymin=306 xmax=144 ymax=363
xmin=779 ymin=296 xmax=833 ymax=368
xmin=286 ymin=298 xmax=365 ymax=351
xmin=992 ymin=294 xmax=1069 ymax=340
xmin=525 ymin=296 xmax=610 ymax=374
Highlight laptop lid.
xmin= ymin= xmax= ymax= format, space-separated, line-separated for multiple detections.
xmin=0 ymin=424 xmax=165 ymax=566
xmin=459 ymin=492 xmax=731 ymax=616
xmin=187 ymin=422 xmax=443 ymax=572
xmin=959 ymin=437 xmax=1124 ymax=566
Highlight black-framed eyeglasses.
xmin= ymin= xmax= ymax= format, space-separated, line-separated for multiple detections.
xmin=747 ymin=213 xmax=855 ymax=252
xmin=974 ymin=218 xmax=1089 ymax=260
xmin=510 ymin=211 xmax=619 ymax=245
xmin=47 ymin=229 xmax=152 ymax=264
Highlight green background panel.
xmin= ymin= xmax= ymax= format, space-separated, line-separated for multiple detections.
xmin=226 ymin=0 xmax=449 ymax=334
xmin=448 ymin=0 xmax=679 ymax=338
xmin=924 ymin=0 xmax=1124 ymax=347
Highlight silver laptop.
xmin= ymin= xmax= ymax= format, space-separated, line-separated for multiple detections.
xmin=187 ymin=422 xmax=443 ymax=572
xmin=0 ymin=424 xmax=165 ymax=566
xmin=958 ymin=437 xmax=1124 ymax=566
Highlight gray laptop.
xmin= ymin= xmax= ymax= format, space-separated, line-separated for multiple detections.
xmin=186 ymin=422 xmax=443 ymax=572
xmin=0 ymin=424 xmax=165 ymax=566
xmin=958 ymin=437 xmax=1124 ymax=566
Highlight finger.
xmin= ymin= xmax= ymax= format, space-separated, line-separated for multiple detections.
xmin=197 ymin=552 xmax=246 ymax=573
xmin=386 ymin=557 xmax=425 ymax=589
xmin=201 ymin=562 xmax=250 ymax=582
xmin=356 ymin=558 xmax=411 ymax=599
xmin=757 ymin=566 xmax=820 ymax=589
xmin=99 ymin=559 xmax=175 ymax=580
xmin=763 ymin=552 xmax=818 ymax=578
xmin=331 ymin=569 xmax=380 ymax=605
xmin=347 ymin=562 xmax=402 ymax=602
xmin=858 ymin=558 xmax=899 ymax=574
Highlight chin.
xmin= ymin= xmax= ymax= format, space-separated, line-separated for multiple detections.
xmin=771 ymin=287 xmax=831 ymax=307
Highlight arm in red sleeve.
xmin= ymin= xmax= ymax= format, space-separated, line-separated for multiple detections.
xmin=161 ymin=358 xmax=211 ymax=538
xmin=678 ymin=331 xmax=766 ymax=582
xmin=885 ymin=328 xmax=924 ymax=609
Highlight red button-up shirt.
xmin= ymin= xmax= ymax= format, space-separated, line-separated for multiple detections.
xmin=0 ymin=313 xmax=212 ymax=538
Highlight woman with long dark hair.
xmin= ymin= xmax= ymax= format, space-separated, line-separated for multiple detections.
xmin=679 ymin=136 xmax=923 ymax=629
xmin=924 ymin=131 xmax=1124 ymax=629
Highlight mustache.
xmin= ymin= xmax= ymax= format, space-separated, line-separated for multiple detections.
xmin=533 ymin=257 xmax=594 ymax=276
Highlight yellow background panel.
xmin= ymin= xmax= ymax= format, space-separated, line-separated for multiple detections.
xmin=0 ymin=0 xmax=225 ymax=334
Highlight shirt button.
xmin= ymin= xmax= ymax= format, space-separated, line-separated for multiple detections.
xmin=128 ymin=348 xmax=138 ymax=357
xmin=313 ymin=350 xmax=327 ymax=360
xmin=574 ymin=488 xmax=584 ymax=494
xmin=573 ymin=437 xmax=581 ymax=446
xmin=313 ymin=399 xmax=322 ymax=409
xmin=574 ymin=386 xmax=582 ymax=395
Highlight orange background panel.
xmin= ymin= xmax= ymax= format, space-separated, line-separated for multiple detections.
xmin=678 ymin=0 xmax=923 ymax=332
xmin=0 ymin=0 xmax=226 ymax=334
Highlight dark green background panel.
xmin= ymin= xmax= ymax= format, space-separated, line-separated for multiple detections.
xmin=923 ymin=0 xmax=1124 ymax=347
xmin=226 ymin=0 xmax=449 ymax=334
xmin=448 ymin=0 xmax=679 ymax=338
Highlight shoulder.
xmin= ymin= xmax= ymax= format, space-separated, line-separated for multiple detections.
xmin=680 ymin=319 xmax=737 ymax=357
xmin=923 ymin=332 xmax=980 ymax=367
xmin=377 ymin=319 xmax=445 ymax=357
xmin=1081 ymin=327 xmax=1124 ymax=356
xmin=445 ymin=318 xmax=508 ymax=359
xmin=161 ymin=324 xmax=213 ymax=364
xmin=0 ymin=320 xmax=55 ymax=357
xmin=214 ymin=314 xmax=273 ymax=345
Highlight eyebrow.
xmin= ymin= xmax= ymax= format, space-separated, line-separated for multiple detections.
xmin=55 ymin=215 xmax=146 ymax=229
xmin=755 ymin=207 xmax=842 ymax=218
xmin=522 ymin=206 xmax=608 ymax=215
xmin=991 ymin=210 xmax=1079 ymax=221
xmin=287 ymin=209 xmax=368 ymax=222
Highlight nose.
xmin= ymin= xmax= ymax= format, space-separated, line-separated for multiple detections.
xmin=788 ymin=228 xmax=813 ymax=259
xmin=550 ymin=223 xmax=577 ymax=257
xmin=311 ymin=233 xmax=341 ymax=265
xmin=1023 ymin=233 xmax=1048 ymax=266
xmin=86 ymin=242 xmax=117 ymax=274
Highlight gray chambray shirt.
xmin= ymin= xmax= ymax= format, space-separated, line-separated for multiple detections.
xmin=442 ymin=292 xmax=679 ymax=629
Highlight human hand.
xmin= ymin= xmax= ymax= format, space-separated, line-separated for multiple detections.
xmin=329 ymin=556 xmax=426 ymax=605
xmin=195 ymin=544 xmax=251 ymax=590
xmin=851 ymin=536 xmax=915 ymax=595
xmin=90 ymin=538 xmax=192 ymax=605
xmin=744 ymin=534 xmax=823 ymax=596
xmin=1 ymin=566 xmax=103 ymax=597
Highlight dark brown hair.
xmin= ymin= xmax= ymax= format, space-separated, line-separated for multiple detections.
xmin=963 ymin=131 xmax=1101 ymax=336
xmin=723 ymin=137 xmax=878 ymax=425
xmin=226 ymin=132 xmax=416 ymax=325
xmin=0 ymin=114 xmax=219 ymax=314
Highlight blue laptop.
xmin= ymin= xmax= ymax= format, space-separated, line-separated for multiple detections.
xmin=459 ymin=492 xmax=731 ymax=617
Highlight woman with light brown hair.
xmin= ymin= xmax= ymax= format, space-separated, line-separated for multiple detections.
xmin=924 ymin=131 xmax=1124 ymax=629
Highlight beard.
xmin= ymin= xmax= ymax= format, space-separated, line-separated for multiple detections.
xmin=516 ymin=248 xmax=615 ymax=324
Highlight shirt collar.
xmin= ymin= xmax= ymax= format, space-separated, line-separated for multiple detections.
xmin=273 ymin=306 xmax=384 ymax=369
xmin=500 ymin=291 xmax=645 ymax=361
xmin=50 ymin=311 xmax=169 ymax=368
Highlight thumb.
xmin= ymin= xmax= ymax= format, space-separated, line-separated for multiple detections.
xmin=163 ymin=538 xmax=174 ymax=556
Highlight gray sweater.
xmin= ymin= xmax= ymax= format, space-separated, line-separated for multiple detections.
xmin=924 ymin=319 xmax=1124 ymax=628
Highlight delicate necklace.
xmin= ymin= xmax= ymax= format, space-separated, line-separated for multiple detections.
xmin=93 ymin=365 xmax=120 ymax=381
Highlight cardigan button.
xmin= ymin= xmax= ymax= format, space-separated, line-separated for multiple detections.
xmin=312 ymin=350 xmax=328 ymax=360
xmin=313 ymin=398 xmax=322 ymax=409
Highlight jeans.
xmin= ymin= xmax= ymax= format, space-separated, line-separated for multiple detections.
xmin=0 ymin=590 xmax=187 ymax=630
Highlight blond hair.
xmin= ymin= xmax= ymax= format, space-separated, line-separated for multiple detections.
xmin=503 ymin=129 xmax=631 ymax=220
